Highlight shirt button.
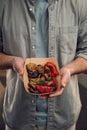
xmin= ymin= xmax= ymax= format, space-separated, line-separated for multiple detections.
xmin=32 ymin=45 xmax=36 ymax=49
xmin=32 ymin=26 xmax=36 ymax=31
xmin=29 ymin=8 xmax=32 ymax=11
xmin=32 ymin=100 xmax=35 ymax=103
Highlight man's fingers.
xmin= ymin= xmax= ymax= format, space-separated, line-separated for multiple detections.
xmin=12 ymin=57 xmax=25 ymax=79
xmin=49 ymin=87 xmax=64 ymax=97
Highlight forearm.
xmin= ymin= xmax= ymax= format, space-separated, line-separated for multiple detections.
xmin=64 ymin=57 xmax=87 ymax=75
xmin=0 ymin=52 xmax=15 ymax=70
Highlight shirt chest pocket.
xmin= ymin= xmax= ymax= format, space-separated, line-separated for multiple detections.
xmin=57 ymin=26 xmax=78 ymax=54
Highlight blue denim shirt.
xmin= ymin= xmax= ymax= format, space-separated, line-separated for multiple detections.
xmin=0 ymin=0 xmax=87 ymax=130
xmin=35 ymin=0 xmax=48 ymax=126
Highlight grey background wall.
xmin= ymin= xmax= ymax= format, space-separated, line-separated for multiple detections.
xmin=78 ymin=73 xmax=87 ymax=89
xmin=76 ymin=74 xmax=87 ymax=130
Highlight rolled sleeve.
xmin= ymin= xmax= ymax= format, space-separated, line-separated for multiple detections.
xmin=76 ymin=0 xmax=87 ymax=60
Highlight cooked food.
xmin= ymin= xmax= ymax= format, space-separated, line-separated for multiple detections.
xmin=26 ymin=62 xmax=59 ymax=94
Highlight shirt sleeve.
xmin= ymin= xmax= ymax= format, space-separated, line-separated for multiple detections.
xmin=0 ymin=0 xmax=6 ymax=53
xmin=76 ymin=0 xmax=87 ymax=60
xmin=0 ymin=28 xmax=3 ymax=52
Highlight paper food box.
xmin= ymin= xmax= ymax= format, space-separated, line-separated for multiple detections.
xmin=23 ymin=57 xmax=61 ymax=95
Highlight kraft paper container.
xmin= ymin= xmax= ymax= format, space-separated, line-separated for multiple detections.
xmin=23 ymin=57 xmax=61 ymax=95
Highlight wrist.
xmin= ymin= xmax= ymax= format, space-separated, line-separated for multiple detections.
xmin=63 ymin=62 xmax=77 ymax=76
xmin=7 ymin=56 xmax=16 ymax=69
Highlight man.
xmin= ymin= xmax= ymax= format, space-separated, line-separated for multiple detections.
xmin=0 ymin=0 xmax=87 ymax=130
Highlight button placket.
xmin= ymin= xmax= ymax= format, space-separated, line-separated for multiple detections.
xmin=32 ymin=26 xmax=36 ymax=31
xmin=32 ymin=100 xmax=35 ymax=103
xmin=30 ymin=22 xmax=36 ymax=57
xmin=48 ymin=1 xmax=57 ymax=58
xmin=32 ymin=45 xmax=36 ymax=49
xmin=29 ymin=8 xmax=33 ymax=12
xmin=31 ymin=96 xmax=36 ymax=104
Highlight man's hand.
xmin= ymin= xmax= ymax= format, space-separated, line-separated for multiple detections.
xmin=49 ymin=66 xmax=71 ymax=97
xmin=49 ymin=57 xmax=87 ymax=97
xmin=0 ymin=53 xmax=25 ymax=79
xmin=13 ymin=57 xmax=25 ymax=79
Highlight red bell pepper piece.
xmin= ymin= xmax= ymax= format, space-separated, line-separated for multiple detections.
xmin=36 ymin=85 xmax=51 ymax=94
xmin=45 ymin=62 xmax=59 ymax=77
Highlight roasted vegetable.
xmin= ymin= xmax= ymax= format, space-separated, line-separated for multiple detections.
xmin=26 ymin=62 xmax=58 ymax=94
xmin=36 ymin=85 xmax=51 ymax=94
xmin=45 ymin=62 xmax=59 ymax=77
